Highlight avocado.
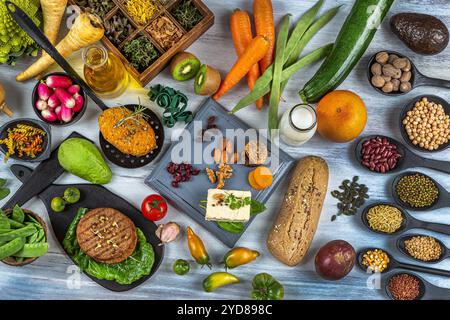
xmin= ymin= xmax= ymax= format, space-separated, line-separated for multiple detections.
xmin=390 ymin=13 xmax=449 ymax=55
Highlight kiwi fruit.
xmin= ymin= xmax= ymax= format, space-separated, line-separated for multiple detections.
xmin=195 ymin=65 xmax=221 ymax=96
xmin=170 ymin=52 xmax=201 ymax=81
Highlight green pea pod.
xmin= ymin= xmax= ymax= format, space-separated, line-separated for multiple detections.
xmin=269 ymin=14 xmax=291 ymax=132
xmin=0 ymin=225 xmax=36 ymax=243
xmin=231 ymin=44 xmax=333 ymax=114
xmin=203 ymin=272 xmax=240 ymax=293
xmin=0 ymin=229 xmax=11 ymax=234
xmin=0 ymin=217 xmax=10 ymax=230
xmin=12 ymin=205 xmax=25 ymax=223
xmin=251 ymin=273 xmax=284 ymax=300
xmin=0 ymin=237 xmax=25 ymax=260
xmin=216 ymin=221 xmax=245 ymax=234
xmin=7 ymin=218 xmax=25 ymax=229
xmin=13 ymin=243 xmax=48 ymax=258
xmin=0 ymin=188 xmax=10 ymax=201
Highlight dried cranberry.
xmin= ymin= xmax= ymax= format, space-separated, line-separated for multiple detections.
xmin=192 ymin=169 xmax=200 ymax=176
xmin=172 ymin=181 xmax=179 ymax=188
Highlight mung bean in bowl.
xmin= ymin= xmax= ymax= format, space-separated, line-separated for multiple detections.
xmin=400 ymin=95 xmax=450 ymax=153
xmin=392 ymin=172 xmax=440 ymax=210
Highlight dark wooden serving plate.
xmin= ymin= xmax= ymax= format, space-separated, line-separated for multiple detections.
xmin=10 ymin=164 xmax=164 ymax=292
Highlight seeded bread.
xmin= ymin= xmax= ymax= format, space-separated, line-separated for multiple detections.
xmin=267 ymin=156 xmax=329 ymax=266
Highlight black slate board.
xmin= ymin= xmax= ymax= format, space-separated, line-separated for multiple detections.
xmin=10 ymin=167 xmax=164 ymax=292
xmin=145 ymin=98 xmax=295 ymax=247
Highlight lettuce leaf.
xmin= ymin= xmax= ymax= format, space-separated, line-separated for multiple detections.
xmin=63 ymin=208 xmax=154 ymax=285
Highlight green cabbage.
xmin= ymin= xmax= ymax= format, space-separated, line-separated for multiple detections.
xmin=0 ymin=0 xmax=42 ymax=65
xmin=63 ymin=208 xmax=155 ymax=285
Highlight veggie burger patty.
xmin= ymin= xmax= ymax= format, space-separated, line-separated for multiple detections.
xmin=76 ymin=208 xmax=137 ymax=264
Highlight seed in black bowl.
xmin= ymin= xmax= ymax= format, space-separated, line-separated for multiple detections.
xmin=396 ymin=173 xmax=439 ymax=208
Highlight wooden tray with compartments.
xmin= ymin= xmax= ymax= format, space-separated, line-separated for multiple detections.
xmin=69 ymin=0 xmax=214 ymax=86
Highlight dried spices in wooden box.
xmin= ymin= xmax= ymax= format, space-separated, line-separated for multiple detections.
xmin=69 ymin=0 xmax=214 ymax=86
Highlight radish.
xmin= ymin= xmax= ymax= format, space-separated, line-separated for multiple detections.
xmin=67 ymin=84 xmax=80 ymax=95
xmin=72 ymin=93 xmax=84 ymax=112
xmin=37 ymin=82 xmax=50 ymax=101
xmin=60 ymin=106 xmax=73 ymax=123
xmin=41 ymin=109 xmax=57 ymax=122
xmin=55 ymin=88 xmax=75 ymax=108
xmin=35 ymin=100 xmax=48 ymax=111
xmin=55 ymin=106 xmax=62 ymax=121
xmin=46 ymin=75 xmax=72 ymax=89
xmin=48 ymin=93 xmax=60 ymax=109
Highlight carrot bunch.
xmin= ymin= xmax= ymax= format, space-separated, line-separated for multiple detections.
xmin=213 ymin=0 xmax=275 ymax=110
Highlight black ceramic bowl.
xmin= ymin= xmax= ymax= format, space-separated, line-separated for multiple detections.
xmin=385 ymin=271 xmax=426 ymax=300
xmin=399 ymin=95 xmax=450 ymax=153
xmin=0 ymin=118 xmax=51 ymax=162
xmin=32 ymin=72 xmax=87 ymax=127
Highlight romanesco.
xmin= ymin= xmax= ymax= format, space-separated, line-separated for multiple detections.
xmin=0 ymin=0 xmax=42 ymax=66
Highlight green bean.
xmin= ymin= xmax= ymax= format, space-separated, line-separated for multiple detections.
xmin=0 ymin=229 xmax=11 ymax=234
xmin=269 ymin=14 xmax=291 ymax=132
xmin=13 ymin=243 xmax=48 ymax=258
xmin=12 ymin=205 xmax=25 ymax=224
xmin=0 ymin=225 xmax=36 ymax=243
xmin=0 ymin=237 xmax=25 ymax=260
xmin=7 ymin=218 xmax=25 ymax=229
xmin=280 ymin=5 xmax=341 ymax=93
xmin=231 ymin=43 xmax=334 ymax=113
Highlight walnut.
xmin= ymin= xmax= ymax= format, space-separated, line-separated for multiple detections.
xmin=206 ymin=168 xmax=216 ymax=184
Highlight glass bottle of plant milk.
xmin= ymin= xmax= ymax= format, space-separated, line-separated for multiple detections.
xmin=279 ymin=104 xmax=317 ymax=146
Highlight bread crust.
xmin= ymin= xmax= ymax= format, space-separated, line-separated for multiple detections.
xmin=267 ymin=156 xmax=329 ymax=266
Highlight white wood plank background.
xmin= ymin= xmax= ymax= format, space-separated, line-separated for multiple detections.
xmin=0 ymin=0 xmax=450 ymax=300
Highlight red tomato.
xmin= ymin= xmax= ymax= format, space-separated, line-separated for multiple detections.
xmin=141 ymin=194 xmax=168 ymax=221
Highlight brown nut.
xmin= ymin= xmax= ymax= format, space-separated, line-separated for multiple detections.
xmin=382 ymin=82 xmax=394 ymax=93
xmin=213 ymin=148 xmax=222 ymax=164
xmin=392 ymin=79 xmax=400 ymax=91
xmin=382 ymin=75 xmax=392 ymax=82
xmin=388 ymin=54 xmax=399 ymax=64
xmin=400 ymin=82 xmax=412 ymax=93
xmin=371 ymin=63 xmax=382 ymax=76
xmin=371 ymin=75 xmax=386 ymax=88
xmin=383 ymin=64 xmax=402 ymax=79
xmin=393 ymin=58 xmax=408 ymax=69
xmin=400 ymin=71 xmax=412 ymax=83
xmin=402 ymin=59 xmax=411 ymax=72
xmin=376 ymin=52 xmax=389 ymax=64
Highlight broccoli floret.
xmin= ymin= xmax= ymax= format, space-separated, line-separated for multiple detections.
xmin=0 ymin=0 xmax=42 ymax=65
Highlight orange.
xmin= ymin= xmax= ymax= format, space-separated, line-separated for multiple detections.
xmin=248 ymin=171 xmax=265 ymax=190
xmin=317 ymin=90 xmax=367 ymax=143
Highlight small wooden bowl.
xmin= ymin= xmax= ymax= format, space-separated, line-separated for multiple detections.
xmin=1 ymin=209 xmax=48 ymax=267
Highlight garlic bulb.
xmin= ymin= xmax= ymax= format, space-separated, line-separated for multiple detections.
xmin=155 ymin=222 xmax=181 ymax=245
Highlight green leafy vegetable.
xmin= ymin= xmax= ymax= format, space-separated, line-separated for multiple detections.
xmin=216 ymin=200 xmax=266 ymax=234
xmin=122 ymin=34 xmax=160 ymax=72
xmin=63 ymin=208 xmax=155 ymax=285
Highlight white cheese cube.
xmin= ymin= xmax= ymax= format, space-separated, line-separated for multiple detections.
xmin=205 ymin=189 xmax=251 ymax=222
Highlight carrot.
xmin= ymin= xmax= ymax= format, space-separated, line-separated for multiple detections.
xmin=213 ymin=36 xmax=269 ymax=101
xmin=230 ymin=9 xmax=264 ymax=110
xmin=248 ymin=171 xmax=265 ymax=190
xmin=253 ymin=166 xmax=273 ymax=188
xmin=16 ymin=13 xmax=104 ymax=82
xmin=253 ymin=0 xmax=275 ymax=75
xmin=41 ymin=0 xmax=68 ymax=46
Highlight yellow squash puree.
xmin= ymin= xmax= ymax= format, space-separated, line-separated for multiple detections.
xmin=98 ymin=107 xmax=156 ymax=157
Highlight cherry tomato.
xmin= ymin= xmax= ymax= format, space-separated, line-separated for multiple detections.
xmin=141 ymin=194 xmax=168 ymax=221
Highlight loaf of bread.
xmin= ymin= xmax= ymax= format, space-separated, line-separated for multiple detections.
xmin=267 ymin=156 xmax=329 ymax=266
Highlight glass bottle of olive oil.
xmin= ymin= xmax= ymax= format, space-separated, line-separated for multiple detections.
xmin=82 ymin=45 xmax=129 ymax=98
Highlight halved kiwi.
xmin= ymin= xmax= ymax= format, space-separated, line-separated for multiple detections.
xmin=170 ymin=52 xmax=201 ymax=81
xmin=195 ymin=64 xmax=221 ymax=96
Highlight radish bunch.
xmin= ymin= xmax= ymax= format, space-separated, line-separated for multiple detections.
xmin=36 ymin=75 xmax=84 ymax=124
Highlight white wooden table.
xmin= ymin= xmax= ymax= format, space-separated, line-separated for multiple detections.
xmin=1 ymin=0 xmax=450 ymax=300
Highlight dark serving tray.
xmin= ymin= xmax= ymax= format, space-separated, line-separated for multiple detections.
xmin=145 ymin=98 xmax=295 ymax=247
xmin=11 ymin=165 xmax=164 ymax=292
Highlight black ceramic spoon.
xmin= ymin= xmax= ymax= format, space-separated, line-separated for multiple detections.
xmin=368 ymin=50 xmax=450 ymax=96
xmin=392 ymin=171 xmax=450 ymax=211
xmin=385 ymin=271 xmax=450 ymax=300
xmin=396 ymin=233 xmax=450 ymax=264
xmin=357 ymin=248 xmax=450 ymax=277
xmin=361 ymin=202 xmax=450 ymax=236
xmin=399 ymin=95 xmax=450 ymax=153
xmin=355 ymin=135 xmax=450 ymax=174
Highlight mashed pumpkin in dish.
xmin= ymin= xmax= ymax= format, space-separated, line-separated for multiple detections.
xmin=99 ymin=107 xmax=156 ymax=157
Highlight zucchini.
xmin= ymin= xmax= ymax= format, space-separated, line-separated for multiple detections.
xmin=299 ymin=0 xmax=395 ymax=103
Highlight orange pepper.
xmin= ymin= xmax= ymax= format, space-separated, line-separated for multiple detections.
xmin=187 ymin=227 xmax=211 ymax=268
xmin=224 ymin=247 xmax=260 ymax=269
